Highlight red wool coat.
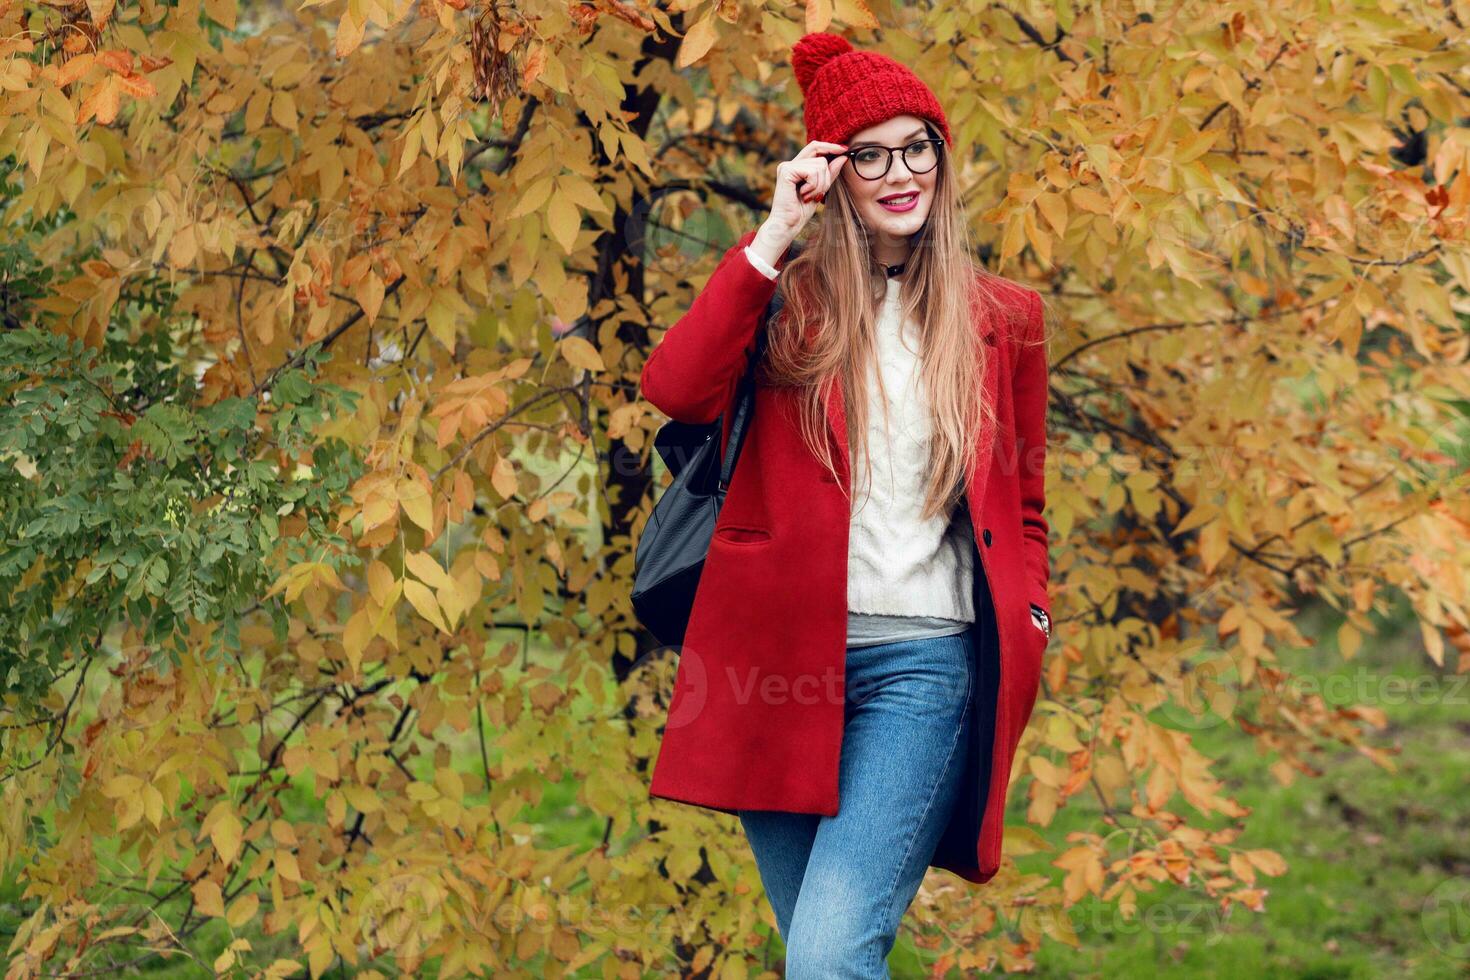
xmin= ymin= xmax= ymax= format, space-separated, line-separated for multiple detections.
xmin=638 ymin=228 xmax=1051 ymax=884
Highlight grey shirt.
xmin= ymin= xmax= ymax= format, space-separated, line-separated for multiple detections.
xmin=846 ymin=610 xmax=972 ymax=648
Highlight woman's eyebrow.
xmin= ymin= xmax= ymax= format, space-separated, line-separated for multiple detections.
xmin=849 ymin=127 xmax=928 ymax=147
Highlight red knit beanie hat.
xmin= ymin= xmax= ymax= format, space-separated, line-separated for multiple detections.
xmin=792 ymin=32 xmax=953 ymax=148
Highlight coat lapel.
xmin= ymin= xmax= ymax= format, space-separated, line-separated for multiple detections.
xmin=965 ymin=313 xmax=1002 ymax=511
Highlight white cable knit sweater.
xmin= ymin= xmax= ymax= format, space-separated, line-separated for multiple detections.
xmin=743 ymin=247 xmax=975 ymax=623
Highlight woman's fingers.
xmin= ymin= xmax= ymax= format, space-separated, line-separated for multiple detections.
xmin=793 ymin=140 xmax=846 ymax=199
xmin=792 ymin=160 xmax=829 ymax=201
xmin=793 ymin=139 xmax=848 ymax=161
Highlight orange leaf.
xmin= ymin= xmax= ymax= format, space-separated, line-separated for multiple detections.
xmin=117 ymin=72 xmax=156 ymax=100
xmin=97 ymin=50 xmax=132 ymax=73
xmin=56 ymin=53 xmax=96 ymax=88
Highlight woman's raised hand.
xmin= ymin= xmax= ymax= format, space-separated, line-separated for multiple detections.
xmin=752 ymin=140 xmax=849 ymax=257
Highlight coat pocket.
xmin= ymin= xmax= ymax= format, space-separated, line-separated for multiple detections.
xmin=713 ymin=524 xmax=772 ymax=545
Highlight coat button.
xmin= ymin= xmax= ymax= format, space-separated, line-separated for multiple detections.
xmin=982 ymin=528 xmax=992 ymax=546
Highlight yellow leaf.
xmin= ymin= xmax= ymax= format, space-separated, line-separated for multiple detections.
xmin=343 ymin=605 xmax=372 ymax=675
xmin=275 ymin=850 xmax=302 ymax=883
xmin=117 ymin=793 xmax=144 ymax=831
xmin=1198 ymin=519 xmax=1230 ymax=572
xmin=307 ymin=934 xmax=334 ymax=977
xmin=312 ymin=561 xmax=343 ymax=590
xmin=342 ymin=784 xmax=381 ymax=813
xmin=405 ymin=550 xmax=453 ymax=590
xmin=805 ymin=0 xmax=833 ymax=33
xmin=270 ymin=90 xmax=298 ymax=131
xmin=1421 ymin=618 xmax=1445 ymax=667
xmin=402 ymin=578 xmax=450 ymax=633
xmin=1036 ymin=191 xmax=1068 ymax=235
xmin=434 ymin=767 xmax=464 ymax=802
xmin=421 ymin=109 xmax=441 ymax=157
xmin=558 ymin=335 xmax=603 ymax=372
xmin=620 ymin=130 xmax=654 ymax=179
xmin=508 ymin=176 xmax=554 ymax=219
xmin=371 ymin=585 xmax=401 ymax=634
xmin=355 ymin=270 xmax=384 ymax=325
xmin=406 ymin=781 xmax=440 ymax=801
xmin=397 ymin=477 xmax=434 ymax=532
xmin=557 ymin=174 xmax=610 ymax=214
xmin=335 ymin=10 xmax=365 ymax=57
xmin=325 ymin=790 xmax=345 ymax=828
xmin=833 ymin=0 xmax=878 ymax=29
xmin=491 ymin=456 xmax=517 ymax=500
xmin=103 ymin=775 xmax=143 ymax=798
xmin=397 ymin=118 xmax=422 ymax=178
xmin=1070 ymin=185 xmax=1111 ymax=215
xmin=676 ymin=13 xmax=718 ymax=68
xmin=226 ymin=891 xmax=259 ymax=929
xmin=1000 ymin=211 xmax=1026 ymax=263
xmin=203 ymin=0 xmax=236 ymax=29
xmin=1001 ymin=825 xmax=1053 ymax=856
xmin=547 ymin=194 xmax=581 ymax=253
xmin=1173 ymin=129 xmax=1220 ymax=163
xmin=367 ymin=560 xmax=395 ymax=605
xmin=1172 ymin=501 xmax=1218 ymax=537
xmin=210 ymin=805 xmax=243 ymax=866
xmin=281 ymin=563 xmax=313 ymax=603
xmin=167 ymin=224 xmax=198 ymax=269
xmin=1028 ymin=754 xmax=1065 ymax=788
xmin=436 ymin=579 xmax=465 ymax=630
xmin=192 ymin=878 xmax=225 ymax=917
xmin=143 ymin=783 xmax=164 ymax=828
xmin=425 ymin=290 xmax=458 ymax=350
xmin=362 ymin=495 xmax=397 ymax=532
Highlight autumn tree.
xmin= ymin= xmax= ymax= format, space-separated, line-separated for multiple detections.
xmin=1 ymin=0 xmax=1468 ymax=975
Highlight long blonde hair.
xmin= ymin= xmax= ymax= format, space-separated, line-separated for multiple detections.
xmin=757 ymin=120 xmax=1030 ymax=523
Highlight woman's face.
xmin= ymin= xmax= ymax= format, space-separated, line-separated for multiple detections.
xmin=839 ymin=113 xmax=940 ymax=251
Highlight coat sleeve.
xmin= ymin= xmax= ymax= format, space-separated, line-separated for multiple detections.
xmin=1013 ymin=286 xmax=1052 ymax=622
xmin=639 ymin=229 xmax=790 ymax=425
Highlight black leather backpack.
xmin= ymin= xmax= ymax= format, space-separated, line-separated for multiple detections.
xmin=631 ymin=283 xmax=785 ymax=649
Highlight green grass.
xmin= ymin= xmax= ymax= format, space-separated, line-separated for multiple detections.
xmin=1009 ymin=600 xmax=1470 ymax=979
xmin=6 ymin=602 xmax=1467 ymax=977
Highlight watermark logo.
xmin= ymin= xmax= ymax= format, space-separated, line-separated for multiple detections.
xmin=1157 ymin=648 xmax=1240 ymax=731
xmin=359 ymin=870 xmax=446 ymax=954
xmin=664 ymin=645 xmax=709 ymax=730
xmin=1422 ymin=876 xmax=1470 ymax=960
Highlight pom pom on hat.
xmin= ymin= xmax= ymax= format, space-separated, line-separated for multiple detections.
xmin=791 ymin=31 xmax=953 ymax=148
xmin=792 ymin=32 xmax=853 ymax=93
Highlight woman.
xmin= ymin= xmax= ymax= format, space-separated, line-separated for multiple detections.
xmin=639 ymin=31 xmax=1053 ymax=977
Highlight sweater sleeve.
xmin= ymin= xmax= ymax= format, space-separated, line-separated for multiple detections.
xmin=743 ymin=246 xmax=780 ymax=280
xmin=639 ymin=229 xmax=790 ymax=425
xmin=1013 ymin=287 xmax=1052 ymax=621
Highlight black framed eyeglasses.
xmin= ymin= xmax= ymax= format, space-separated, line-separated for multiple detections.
xmin=836 ymin=138 xmax=945 ymax=180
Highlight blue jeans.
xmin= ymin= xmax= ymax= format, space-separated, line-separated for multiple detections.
xmin=737 ymin=630 xmax=976 ymax=978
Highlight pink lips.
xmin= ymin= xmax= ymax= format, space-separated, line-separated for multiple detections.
xmin=878 ymin=192 xmax=918 ymax=213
